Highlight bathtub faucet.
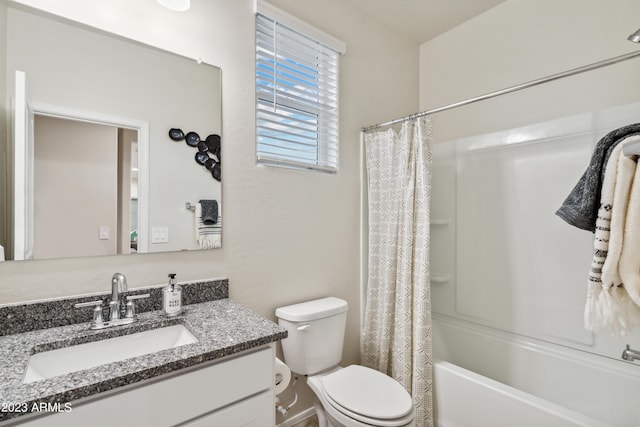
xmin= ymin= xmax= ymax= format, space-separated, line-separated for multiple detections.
xmin=621 ymin=345 xmax=640 ymax=362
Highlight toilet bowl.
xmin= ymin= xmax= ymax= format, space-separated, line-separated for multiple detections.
xmin=308 ymin=365 xmax=415 ymax=427
xmin=275 ymin=297 xmax=416 ymax=427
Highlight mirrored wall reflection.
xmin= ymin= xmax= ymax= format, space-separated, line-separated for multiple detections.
xmin=1 ymin=4 xmax=222 ymax=261
xmin=33 ymin=115 xmax=138 ymax=259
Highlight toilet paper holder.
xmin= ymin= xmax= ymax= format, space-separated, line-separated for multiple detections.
xmin=274 ymin=357 xmax=297 ymax=416
xmin=274 ymin=357 xmax=291 ymax=395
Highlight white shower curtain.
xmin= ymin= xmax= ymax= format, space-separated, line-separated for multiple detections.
xmin=361 ymin=117 xmax=433 ymax=427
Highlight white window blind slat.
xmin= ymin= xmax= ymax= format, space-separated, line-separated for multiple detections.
xmin=255 ymin=8 xmax=341 ymax=173
xmin=256 ymin=61 xmax=338 ymax=104
xmin=257 ymin=114 xmax=337 ymax=136
xmin=256 ymin=79 xmax=337 ymax=108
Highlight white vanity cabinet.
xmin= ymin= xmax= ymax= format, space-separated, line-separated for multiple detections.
xmin=16 ymin=345 xmax=275 ymax=427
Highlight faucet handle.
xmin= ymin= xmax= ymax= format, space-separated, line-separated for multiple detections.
xmin=125 ymin=293 xmax=150 ymax=318
xmin=74 ymin=300 xmax=104 ymax=325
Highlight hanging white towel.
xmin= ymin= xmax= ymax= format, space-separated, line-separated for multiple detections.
xmin=617 ymin=154 xmax=640 ymax=332
xmin=591 ymin=135 xmax=640 ymax=335
xmin=195 ymin=202 xmax=221 ymax=249
xmin=585 ymin=144 xmax=623 ymax=331
xmin=586 ymin=136 xmax=640 ymax=335
xmin=601 ymin=141 xmax=638 ymax=289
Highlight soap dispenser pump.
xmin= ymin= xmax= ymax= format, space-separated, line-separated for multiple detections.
xmin=162 ymin=273 xmax=183 ymax=317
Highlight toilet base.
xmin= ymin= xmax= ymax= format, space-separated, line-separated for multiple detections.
xmin=313 ymin=401 xmax=333 ymax=427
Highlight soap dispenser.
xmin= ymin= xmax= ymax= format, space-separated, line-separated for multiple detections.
xmin=162 ymin=273 xmax=183 ymax=317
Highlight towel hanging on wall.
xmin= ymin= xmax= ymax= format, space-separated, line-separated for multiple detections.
xmin=583 ymin=132 xmax=640 ymax=336
xmin=195 ymin=200 xmax=221 ymax=249
xmin=584 ymin=138 xmax=640 ymax=335
xmin=199 ymin=199 xmax=218 ymax=225
xmin=556 ymin=123 xmax=640 ymax=232
xmin=616 ymin=160 xmax=640 ymax=329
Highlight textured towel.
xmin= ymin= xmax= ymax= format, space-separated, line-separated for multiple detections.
xmin=616 ymin=158 xmax=640 ymax=333
xmin=586 ymin=135 xmax=640 ymax=335
xmin=584 ymin=144 xmax=622 ymax=331
xmin=601 ymin=137 xmax=639 ymax=290
xmin=584 ymin=138 xmax=639 ymax=333
xmin=199 ymin=199 xmax=218 ymax=225
xmin=556 ymin=123 xmax=640 ymax=232
xmin=195 ymin=202 xmax=221 ymax=249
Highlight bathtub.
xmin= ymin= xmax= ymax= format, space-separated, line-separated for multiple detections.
xmin=432 ymin=316 xmax=640 ymax=427
xmin=433 ymin=360 xmax=609 ymax=427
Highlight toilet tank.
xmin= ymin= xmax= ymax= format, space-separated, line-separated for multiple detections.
xmin=275 ymin=297 xmax=348 ymax=375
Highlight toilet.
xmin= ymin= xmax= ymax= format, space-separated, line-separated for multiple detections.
xmin=275 ymin=297 xmax=415 ymax=427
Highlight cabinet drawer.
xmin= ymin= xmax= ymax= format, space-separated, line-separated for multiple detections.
xmin=179 ymin=390 xmax=273 ymax=427
xmin=16 ymin=346 xmax=274 ymax=427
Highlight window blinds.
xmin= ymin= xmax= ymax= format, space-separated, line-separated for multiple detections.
xmin=256 ymin=12 xmax=340 ymax=173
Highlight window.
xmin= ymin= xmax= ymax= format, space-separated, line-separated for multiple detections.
xmin=255 ymin=1 xmax=345 ymax=173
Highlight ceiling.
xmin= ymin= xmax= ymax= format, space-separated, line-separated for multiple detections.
xmin=346 ymin=0 xmax=507 ymax=44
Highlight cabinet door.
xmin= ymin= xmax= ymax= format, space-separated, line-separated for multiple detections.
xmin=180 ymin=391 xmax=273 ymax=427
xmin=15 ymin=346 xmax=274 ymax=427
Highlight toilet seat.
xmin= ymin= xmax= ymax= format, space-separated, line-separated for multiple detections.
xmin=315 ymin=365 xmax=415 ymax=427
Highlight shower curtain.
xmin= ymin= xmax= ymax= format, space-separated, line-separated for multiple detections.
xmin=361 ymin=116 xmax=433 ymax=427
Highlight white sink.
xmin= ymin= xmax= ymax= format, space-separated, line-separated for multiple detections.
xmin=23 ymin=324 xmax=198 ymax=383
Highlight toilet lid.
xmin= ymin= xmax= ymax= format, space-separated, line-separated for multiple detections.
xmin=321 ymin=365 xmax=413 ymax=420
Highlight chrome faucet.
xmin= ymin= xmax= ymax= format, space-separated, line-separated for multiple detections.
xmin=110 ymin=273 xmax=128 ymax=321
xmin=621 ymin=345 xmax=640 ymax=362
xmin=74 ymin=273 xmax=149 ymax=330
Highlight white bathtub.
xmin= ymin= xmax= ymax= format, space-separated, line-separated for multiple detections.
xmin=433 ymin=360 xmax=609 ymax=427
xmin=432 ymin=316 xmax=640 ymax=427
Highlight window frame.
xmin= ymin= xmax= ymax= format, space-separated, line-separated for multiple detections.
xmin=254 ymin=0 xmax=346 ymax=173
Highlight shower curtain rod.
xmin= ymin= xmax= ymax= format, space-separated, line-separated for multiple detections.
xmin=362 ymin=50 xmax=640 ymax=133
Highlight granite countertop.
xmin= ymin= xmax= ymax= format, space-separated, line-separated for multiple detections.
xmin=0 ymin=298 xmax=287 ymax=423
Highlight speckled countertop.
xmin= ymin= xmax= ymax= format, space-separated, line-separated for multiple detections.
xmin=0 ymin=298 xmax=287 ymax=423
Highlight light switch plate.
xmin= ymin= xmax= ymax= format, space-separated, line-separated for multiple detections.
xmin=151 ymin=227 xmax=169 ymax=243
xmin=99 ymin=226 xmax=110 ymax=240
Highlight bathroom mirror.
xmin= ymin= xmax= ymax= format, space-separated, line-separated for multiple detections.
xmin=0 ymin=4 xmax=222 ymax=261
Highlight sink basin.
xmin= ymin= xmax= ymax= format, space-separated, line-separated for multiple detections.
xmin=23 ymin=324 xmax=198 ymax=383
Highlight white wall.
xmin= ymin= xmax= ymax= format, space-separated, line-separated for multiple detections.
xmin=422 ymin=0 xmax=640 ymax=363
xmin=420 ymin=0 xmax=640 ymax=142
xmin=33 ymin=116 xmax=118 ymax=259
xmin=0 ymin=0 xmax=419 ymax=420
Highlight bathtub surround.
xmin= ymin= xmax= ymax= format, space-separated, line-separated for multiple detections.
xmin=420 ymin=2 xmax=640 ymax=424
xmin=0 ymin=278 xmax=228 ymax=336
xmin=429 ymin=104 xmax=640 ymax=424
xmin=432 ymin=315 xmax=640 ymax=426
xmin=361 ymin=117 xmax=433 ymax=427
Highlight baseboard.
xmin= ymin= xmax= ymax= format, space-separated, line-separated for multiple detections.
xmin=276 ymin=407 xmax=316 ymax=427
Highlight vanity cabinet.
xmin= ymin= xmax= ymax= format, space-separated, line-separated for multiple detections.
xmin=16 ymin=346 xmax=275 ymax=427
